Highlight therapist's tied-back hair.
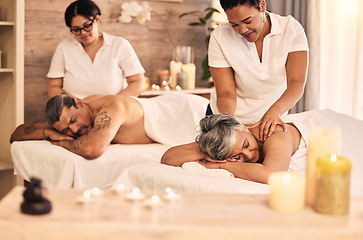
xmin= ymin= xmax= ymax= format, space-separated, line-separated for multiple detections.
xmin=219 ymin=0 xmax=261 ymax=11
xmin=196 ymin=113 xmax=243 ymax=160
xmin=65 ymin=0 xmax=101 ymax=28
xmin=45 ymin=94 xmax=77 ymax=125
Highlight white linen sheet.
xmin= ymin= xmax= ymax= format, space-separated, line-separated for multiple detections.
xmin=11 ymin=141 xmax=168 ymax=189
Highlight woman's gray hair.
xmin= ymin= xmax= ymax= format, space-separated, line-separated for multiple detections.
xmin=196 ymin=113 xmax=242 ymax=160
xmin=45 ymin=94 xmax=77 ymax=125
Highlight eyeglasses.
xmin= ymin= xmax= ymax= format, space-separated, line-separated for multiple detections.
xmin=70 ymin=18 xmax=95 ymax=36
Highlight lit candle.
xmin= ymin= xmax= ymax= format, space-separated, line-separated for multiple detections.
xmin=161 ymin=80 xmax=169 ymax=88
xmin=268 ymin=172 xmax=306 ymax=212
xmin=175 ymin=85 xmax=182 ymax=91
xmin=157 ymin=69 xmax=169 ymax=86
xmin=112 ymin=183 xmax=126 ymax=196
xmin=77 ymin=190 xmax=92 ymax=204
xmin=126 ymin=187 xmax=146 ymax=201
xmin=170 ymin=60 xmax=182 ymax=88
xmin=315 ymin=154 xmax=351 ymax=215
xmin=163 ymin=187 xmax=176 ymax=201
xmin=181 ymin=63 xmax=196 ymax=90
xmin=306 ymin=127 xmax=340 ymax=206
xmin=91 ymin=187 xmax=101 ymax=196
xmin=144 ymin=194 xmax=163 ymax=209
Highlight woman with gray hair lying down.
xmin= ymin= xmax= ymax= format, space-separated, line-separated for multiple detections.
xmin=161 ymin=113 xmax=302 ymax=184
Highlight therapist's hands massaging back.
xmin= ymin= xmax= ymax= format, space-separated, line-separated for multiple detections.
xmin=209 ymin=0 xmax=308 ymax=141
xmin=47 ymin=0 xmax=146 ymax=99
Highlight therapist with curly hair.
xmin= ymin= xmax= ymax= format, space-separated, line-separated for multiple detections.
xmin=47 ymin=0 xmax=145 ymax=99
xmin=208 ymin=0 xmax=309 ymax=141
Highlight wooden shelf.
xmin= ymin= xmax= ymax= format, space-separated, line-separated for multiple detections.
xmin=0 ymin=0 xmax=24 ymax=173
xmin=140 ymin=87 xmax=213 ymax=99
xmin=0 ymin=68 xmax=13 ymax=73
xmin=0 ymin=21 xmax=14 ymax=26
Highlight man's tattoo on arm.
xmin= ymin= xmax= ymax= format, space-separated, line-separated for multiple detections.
xmin=91 ymin=111 xmax=111 ymax=133
xmin=69 ymin=138 xmax=83 ymax=151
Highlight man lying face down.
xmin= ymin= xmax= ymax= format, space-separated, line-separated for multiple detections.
xmin=10 ymin=93 xmax=209 ymax=159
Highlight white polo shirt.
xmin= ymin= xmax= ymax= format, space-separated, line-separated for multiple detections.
xmin=47 ymin=32 xmax=145 ymax=99
xmin=208 ymin=12 xmax=309 ymax=124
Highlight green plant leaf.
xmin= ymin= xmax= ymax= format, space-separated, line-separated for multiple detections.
xmin=179 ymin=11 xmax=202 ymax=19
xmin=204 ymin=7 xmax=221 ymax=13
xmin=189 ymin=22 xmax=202 ymax=26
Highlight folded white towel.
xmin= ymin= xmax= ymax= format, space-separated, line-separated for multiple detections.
xmin=182 ymin=162 xmax=235 ymax=178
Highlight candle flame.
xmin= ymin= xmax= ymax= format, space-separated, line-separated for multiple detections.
xmin=83 ymin=190 xmax=91 ymax=199
xmin=283 ymin=173 xmax=291 ymax=184
xmin=165 ymin=187 xmax=173 ymax=193
xmin=117 ymin=184 xmax=125 ymax=191
xmin=92 ymin=187 xmax=100 ymax=196
xmin=151 ymin=194 xmax=160 ymax=203
xmin=132 ymin=187 xmax=141 ymax=195
xmin=168 ymin=191 xmax=176 ymax=198
xmin=331 ymin=154 xmax=337 ymax=162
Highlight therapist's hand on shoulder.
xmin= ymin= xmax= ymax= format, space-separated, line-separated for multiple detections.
xmin=250 ymin=107 xmax=288 ymax=142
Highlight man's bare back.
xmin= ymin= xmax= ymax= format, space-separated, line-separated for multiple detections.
xmin=84 ymin=95 xmax=155 ymax=144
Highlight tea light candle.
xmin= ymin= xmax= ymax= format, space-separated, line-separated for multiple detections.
xmin=91 ymin=187 xmax=101 ymax=196
xmin=268 ymin=172 xmax=306 ymax=212
xmin=181 ymin=63 xmax=196 ymax=90
xmin=306 ymin=127 xmax=340 ymax=205
xmin=175 ymin=85 xmax=182 ymax=91
xmin=315 ymin=154 xmax=351 ymax=215
xmin=126 ymin=187 xmax=145 ymax=201
xmin=163 ymin=187 xmax=177 ymax=201
xmin=77 ymin=190 xmax=92 ymax=204
xmin=112 ymin=183 xmax=126 ymax=195
xmin=144 ymin=194 xmax=163 ymax=209
xmin=161 ymin=80 xmax=169 ymax=88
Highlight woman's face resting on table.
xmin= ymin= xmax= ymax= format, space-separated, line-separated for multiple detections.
xmin=197 ymin=113 xmax=263 ymax=164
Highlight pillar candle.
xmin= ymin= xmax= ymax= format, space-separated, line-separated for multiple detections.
xmin=306 ymin=127 xmax=340 ymax=206
xmin=268 ymin=172 xmax=306 ymax=212
xmin=315 ymin=154 xmax=351 ymax=215
xmin=181 ymin=63 xmax=196 ymax=90
xmin=170 ymin=60 xmax=182 ymax=88
xmin=157 ymin=70 xmax=169 ymax=86
xmin=177 ymin=71 xmax=187 ymax=89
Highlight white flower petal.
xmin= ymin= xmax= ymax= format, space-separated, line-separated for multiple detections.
xmin=119 ymin=12 xmax=132 ymax=23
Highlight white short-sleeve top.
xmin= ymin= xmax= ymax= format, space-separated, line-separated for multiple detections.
xmin=208 ymin=12 xmax=309 ymax=124
xmin=47 ymin=32 xmax=145 ymax=99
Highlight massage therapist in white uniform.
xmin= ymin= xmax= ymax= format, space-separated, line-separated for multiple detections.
xmin=47 ymin=0 xmax=145 ymax=99
xmin=208 ymin=0 xmax=309 ymax=141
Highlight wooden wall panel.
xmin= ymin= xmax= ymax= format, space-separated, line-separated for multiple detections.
xmin=24 ymin=0 xmax=213 ymax=122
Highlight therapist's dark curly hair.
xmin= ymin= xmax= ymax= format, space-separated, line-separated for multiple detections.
xmin=64 ymin=0 xmax=101 ymax=28
xmin=45 ymin=94 xmax=77 ymax=125
xmin=219 ymin=0 xmax=261 ymax=11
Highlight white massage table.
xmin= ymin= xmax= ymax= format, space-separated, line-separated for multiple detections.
xmin=11 ymin=109 xmax=363 ymax=195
